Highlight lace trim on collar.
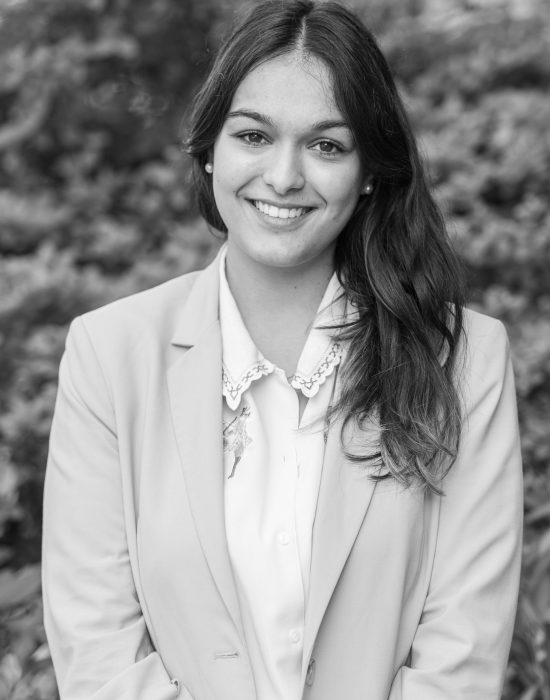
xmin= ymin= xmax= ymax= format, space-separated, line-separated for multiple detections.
xmin=222 ymin=341 xmax=342 ymax=411
xmin=222 ymin=361 xmax=274 ymax=412
xmin=289 ymin=341 xmax=342 ymax=398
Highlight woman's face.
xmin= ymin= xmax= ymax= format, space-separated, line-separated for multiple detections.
xmin=211 ymin=52 xmax=366 ymax=273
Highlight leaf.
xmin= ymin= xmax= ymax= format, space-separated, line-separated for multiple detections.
xmin=0 ymin=653 xmax=21 ymax=696
xmin=0 ymin=564 xmax=41 ymax=610
xmin=520 ymin=685 xmax=540 ymax=700
xmin=527 ymin=501 xmax=550 ymax=525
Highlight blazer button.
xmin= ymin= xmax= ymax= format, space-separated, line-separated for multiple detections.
xmin=306 ymin=658 xmax=316 ymax=687
xmin=170 ymin=678 xmax=180 ymax=696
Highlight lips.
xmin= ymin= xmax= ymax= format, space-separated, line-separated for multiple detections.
xmin=251 ymin=200 xmax=313 ymax=220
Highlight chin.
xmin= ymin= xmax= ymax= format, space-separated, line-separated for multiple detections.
xmin=254 ymin=244 xmax=330 ymax=271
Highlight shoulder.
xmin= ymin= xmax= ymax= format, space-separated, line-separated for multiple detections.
xmin=460 ymin=306 xmax=509 ymax=366
xmin=63 ymin=266 xmax=210 ymax=374
xmin=78 ymin=269 xmax=201 ymax=338
xmin=461 ymin=306 xmax=507 ymax=347
xmin=457 ymin=307 xmax=514 ymax=413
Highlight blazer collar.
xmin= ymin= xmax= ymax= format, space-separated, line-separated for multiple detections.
xmin=170 ymin=245 xmax=224 ymax=348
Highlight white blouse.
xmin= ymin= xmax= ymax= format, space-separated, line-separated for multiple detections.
xmin=219 ymin=253 xmax=347 ymax=700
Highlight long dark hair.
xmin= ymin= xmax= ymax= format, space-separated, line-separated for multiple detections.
xmin=185 ymin=0 xmax=465 ymax=492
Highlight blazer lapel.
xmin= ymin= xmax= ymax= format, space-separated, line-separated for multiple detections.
xmin=166 ymin=251 xmax=380 ymax=669
xmin=302 ymin=406 xmax=380 ymax=681
xmin=167 ymin=250 xmax=245 ymax=640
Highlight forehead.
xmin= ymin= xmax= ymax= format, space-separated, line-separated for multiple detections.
xmin=228 ymin=52 xmax=343 ymax=126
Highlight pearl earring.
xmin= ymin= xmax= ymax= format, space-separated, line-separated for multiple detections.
xmin=205 ymin=162 xmax=213 ymax=174
xmin=363 ymin=183 xmax=373 ymax=195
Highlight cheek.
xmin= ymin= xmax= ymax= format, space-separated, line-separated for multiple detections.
xmin=212 ymin=142 xmax=234 ymax=189
xmin=212 ymin=163 xmax=240 ymax=204
xmin=213 ymin=140 xmax=258 ymax=191
xmin=329 ymin=184 xmax=362 ymax=220
xmin=316 ymin=164 xmax=363 ymax=213
xmin=215 ymin=165 xmax=255 ymax=204
xmin=213 ymin=173 xmax=236 ymax=199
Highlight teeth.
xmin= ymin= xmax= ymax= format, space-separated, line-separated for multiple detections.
xmin=254 ymin=201 xmax=309 ymax=219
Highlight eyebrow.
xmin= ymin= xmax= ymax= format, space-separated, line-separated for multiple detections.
xmin=225 ymin=109 xmax=350 ymax=132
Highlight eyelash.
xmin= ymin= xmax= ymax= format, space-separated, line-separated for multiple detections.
xmin=235 ymin=131 xmax=345 ymax=157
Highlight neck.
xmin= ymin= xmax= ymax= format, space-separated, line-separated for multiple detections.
xmin=226 ymin=246 xmax=334 ymax=321
xmin=224 ymin=245 xmax=335 ymax=375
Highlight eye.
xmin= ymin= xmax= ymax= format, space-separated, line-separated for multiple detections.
xmin=237 ymin=131 xmax=269 ymax=147
xmin=311 ymin=140 xmax=343 ymax=157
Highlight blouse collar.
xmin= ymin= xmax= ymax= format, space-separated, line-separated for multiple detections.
xmin=219 ymin=249 xmax=347 ymax=411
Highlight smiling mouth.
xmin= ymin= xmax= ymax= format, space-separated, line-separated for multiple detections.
xmin=251 ymin=200 xmax=313 ymax=220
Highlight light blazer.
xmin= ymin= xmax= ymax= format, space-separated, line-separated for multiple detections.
xmin=42 ymin=250 xmax=523 ymax=700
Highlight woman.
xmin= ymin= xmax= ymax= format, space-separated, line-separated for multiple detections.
xmin=42 ymin=1 xmax=523 ymax=699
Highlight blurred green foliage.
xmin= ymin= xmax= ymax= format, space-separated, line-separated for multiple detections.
xmin=0 ymin=0 xmax=548 ymax=698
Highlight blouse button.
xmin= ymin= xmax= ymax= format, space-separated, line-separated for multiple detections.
xmin=277 ymin=531 xmax=290 ymax=545
xmin=288 ymin=628 xmax=302 ymax=644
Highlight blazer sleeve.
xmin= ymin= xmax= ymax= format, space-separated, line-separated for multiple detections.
xmin=42 ymin=317 xmax=183 ymax=700
xmin=388 ymin=318 xmax=523 ymax=700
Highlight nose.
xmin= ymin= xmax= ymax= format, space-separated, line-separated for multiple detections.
xmin=262 ymin=144 xmax=305 ymax=194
